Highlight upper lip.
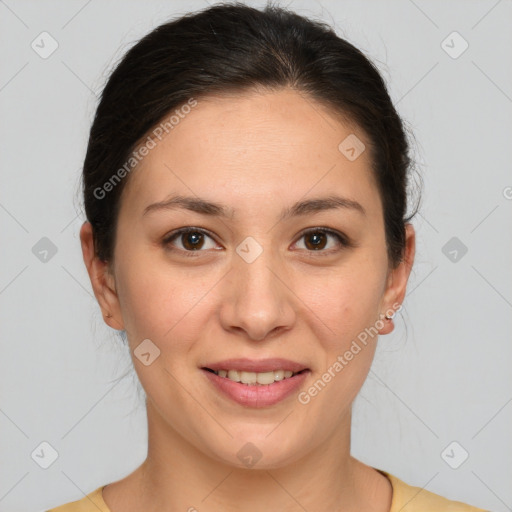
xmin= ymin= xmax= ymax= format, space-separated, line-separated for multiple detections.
xmin=202 ymin=358 xmax=308 ymax=373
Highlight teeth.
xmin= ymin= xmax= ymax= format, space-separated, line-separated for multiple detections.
xmin=227 ymin=370 xmax=240 ymax=382
xmin=213 ymin=369 xmax=299 ymax=385
xmin=273 ymin=370 xmax=285 ymax=381
xmin=256 ymin=371 xmax=275 ymax=385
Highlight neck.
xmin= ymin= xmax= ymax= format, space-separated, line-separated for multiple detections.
xmin=116 ymin=399 xmax=388 ymax=512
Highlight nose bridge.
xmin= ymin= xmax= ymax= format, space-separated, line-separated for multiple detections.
xmin=221 ymin=235 xmax=295 ymax=340
xmin=237 ymin=241 xmax=278 ymax=295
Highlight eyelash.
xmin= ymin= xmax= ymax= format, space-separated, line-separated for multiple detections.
xmin=162 ymin=226 xmax=352 ymax=258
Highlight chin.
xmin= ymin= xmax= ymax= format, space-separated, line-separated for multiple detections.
xmin=209 ymin=428 xmax=306 ymax=470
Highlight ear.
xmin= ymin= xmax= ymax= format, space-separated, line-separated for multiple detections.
xmin=378 ymin=223 xmax=415 ymax=334
xmin=79 ymin=221 xmax=125 ymax=331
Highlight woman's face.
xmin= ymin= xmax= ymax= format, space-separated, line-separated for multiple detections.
xmin=83 ymin=88 xmax=413 ymax=468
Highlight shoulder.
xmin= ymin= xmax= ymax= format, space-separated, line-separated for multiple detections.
xmin=380 ymin=470 xmax=489 ymax=512
xmin=46 ymin=485 xmax=110 ymax=512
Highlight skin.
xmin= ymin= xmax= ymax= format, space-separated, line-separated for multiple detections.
xmin=80 ymin=87 xmax=415 ymax=512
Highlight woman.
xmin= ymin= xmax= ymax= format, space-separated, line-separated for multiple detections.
xmin=48 ymin=3 xmax=487 ymax=511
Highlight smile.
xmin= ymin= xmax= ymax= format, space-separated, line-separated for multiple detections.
xmin=204 ymin=368 xmax=304 ymax=385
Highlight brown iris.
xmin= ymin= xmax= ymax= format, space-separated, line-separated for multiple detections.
xmin=181 ymin=231 xmax=205 ymax=250
xmin=304 ymin=231 xmax=328 ymax=250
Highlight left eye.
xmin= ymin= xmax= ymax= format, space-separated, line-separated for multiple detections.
xmin=294 ymin=229 xmax=347 ymax=252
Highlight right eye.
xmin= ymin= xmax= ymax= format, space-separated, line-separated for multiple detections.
xmin=163 ymin=227 xmax=220 ymax=254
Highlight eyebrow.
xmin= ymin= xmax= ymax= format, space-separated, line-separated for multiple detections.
xmin=142 ymin=194 xmax=366 ymax=219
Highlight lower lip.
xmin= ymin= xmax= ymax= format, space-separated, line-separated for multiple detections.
xmin=202 ymin=369 xmax=310 ymax=408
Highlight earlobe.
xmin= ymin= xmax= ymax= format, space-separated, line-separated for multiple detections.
xmin=79 ymin=221 xmax=124 ymax=331
xmin=377 ymin=310 xmax=396 ymax=335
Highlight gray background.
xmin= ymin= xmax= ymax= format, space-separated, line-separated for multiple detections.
xmin=1 ymin=0 xmax=511 ymax=510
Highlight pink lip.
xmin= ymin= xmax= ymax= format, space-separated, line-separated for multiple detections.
xmin=202 ymin=358 xmax=308 ymax=373
xmin=201 ymin=368 xmax=310 ymax=408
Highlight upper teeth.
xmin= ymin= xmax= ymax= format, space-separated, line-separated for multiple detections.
xmin=215 ymin=369 xmax=296 ymax=385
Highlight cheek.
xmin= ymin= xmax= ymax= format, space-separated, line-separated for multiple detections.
xmin=293 ymin=269 xmax=386 ymax=417
xmin=115 ymin=255 xmax=221 ymax=352
xmin=296 ymin=260 xmax=387 ymax=349
xmin=116 ymin=252 xmax=387 ymax=349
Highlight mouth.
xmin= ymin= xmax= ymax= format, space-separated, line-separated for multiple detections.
xmin=200 ymin=359 xmax=311 ymax=408
xmin=202 ymin=367 xmax=308 ymax=385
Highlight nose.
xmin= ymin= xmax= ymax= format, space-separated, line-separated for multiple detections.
xmin=219 ymin=244 xmax=296 ymax=341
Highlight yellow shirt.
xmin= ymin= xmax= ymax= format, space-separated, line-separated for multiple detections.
xmin=46 ymin=469 xmax=488 ymax=511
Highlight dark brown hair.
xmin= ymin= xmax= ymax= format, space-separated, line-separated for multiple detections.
xmin=82 ymin=1 xmax=419 ymax=267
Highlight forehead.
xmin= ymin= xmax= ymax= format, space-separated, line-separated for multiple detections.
xmin=121 ymin=88 xmax=379 ymax=217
